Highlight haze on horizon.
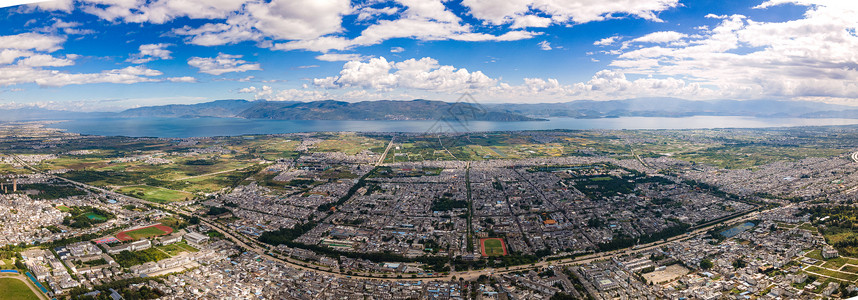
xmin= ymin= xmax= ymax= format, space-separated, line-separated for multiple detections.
xmin=0 ymin=0 xmax=856 ymax=112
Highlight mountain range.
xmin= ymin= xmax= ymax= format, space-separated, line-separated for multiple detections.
xmin=4 ymin=98 xmax=858 ymax=121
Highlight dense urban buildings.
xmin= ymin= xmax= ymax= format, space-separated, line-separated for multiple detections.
xmin=2 ymin=122 xmax=858 ymax=298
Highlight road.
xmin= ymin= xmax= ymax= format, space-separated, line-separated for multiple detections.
xmin=5 ymin=152 xmax=773 ymax=283
xmin=376 ymin=137 xmax=395 ymax=166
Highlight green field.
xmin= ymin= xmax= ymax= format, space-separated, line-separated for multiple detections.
xmin=841 ymin=265 xmax=858 ymax=273
xmin=85 ymin=212 xmax=106 ymax=220
xmin=805 ymin=266 xmax=858 ymax=281
xmin=157 ymin=241 xmax=198 ymax=256
xmin=112 ymin=248 xmax=170 ymax=268
xmin=482 ymin=238 xmax=506 ymax=256
xmin=0 ymin=277 xmax=39 ymax=300
xmin=117 ymin=185 xmax=193 ymax=203
xmin=124 ymin=227 xmax=168 ymax=240
xmin=55 ymin=205 xmax=70 ymax=212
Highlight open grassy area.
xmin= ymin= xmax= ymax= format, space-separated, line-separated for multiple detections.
xmin=820 ymin=256 xmax=858 ymax=269
xmin=0 ymin=277 xmax=39 ymax=300
xmin=157 ymin=217 xmax=187 ymax=230
xmin=122 ymin=226 xmax=169 ymax=240
xmin=805 ymin=266 xmax=858 ymax=281
xmin=112 ymin=248 xmax=170 ymax=268
xmin=806 ymin=249 xmax=824 ymax=260
xmin=117 ymin=185 xmax=193 ymax=203
xmin=798 ymin=223 xmax=818 ymax=232
xmin=157 ymin=241 xmax=198 ymax=256
xmin=0 ymin=163 xmax=32 ymax=175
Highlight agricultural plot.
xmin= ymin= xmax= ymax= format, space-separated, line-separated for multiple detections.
xmin=117 ymin=185 xmax=193 ymax=203
xmin=312 ymin=133 xmax=387 ymax=155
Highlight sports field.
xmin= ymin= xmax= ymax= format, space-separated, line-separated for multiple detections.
xmin=480 ymin=238 xmax=508 ymax=257
xmin=0 ymin=277 xmax=40 ymax=300
xmin=116 ymin=224 xmax=173 ymax=241
xmin=85 ymin=212 xmax=107 ymax=220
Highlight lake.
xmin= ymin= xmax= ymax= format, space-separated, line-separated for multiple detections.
xmin=49 ymin=116 xmax=858 ymax=138
xmin=720 ymin=222 xmax=757 ymax=238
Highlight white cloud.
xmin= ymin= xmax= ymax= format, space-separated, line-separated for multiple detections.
xmin=239 ymin=85 xmax=330 ymax=101
xmin=128 ymin=43 xmax=172 ymax=64
xmin=315 ymin=56 xmax=497 ymax=92
xmin=167 ymin=76 xmax=197 ymax=82
xmin=0 ymin=32 xmax=182 ymax=89
xmin=538 ymin=40 xmax=552 ymax=50
xmin=17 ymin=54 xmax=74 ymax=67
xmin=597 ymin=1 xmax=858 ymax=100
xmin=30 ymin=66 xmax=164 ymax=87
xmin=461 ymin=0 xmax=680 ymax=26
xmin=78 ymin=0 xmax=250 ymax=24
xmin=315 ymin=53 xmax=369 ymax=62
xmin=0 ymin=33 xmax=65 ymax=52
xmin=31 ymin=0 xmax=74 ymax=12
xmin=176 ymin=0 xmax=536 ymax=52
xmin=510 ymin=14 xmax=553 ymax=28
xmin=390 ymin=46 xmax=405 ymax=53
xmin=594 ymin=35 xmax=619 ymax=46
xmin=187 ymin=53 xmax=262 ymax=75
xmin=630 ymin=31 xmax=687 ymax=44
xmin=356 ymin=6 xmax=399 ymax=22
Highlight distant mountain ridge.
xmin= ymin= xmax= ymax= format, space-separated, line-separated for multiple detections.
xmin=118 ymin=99 xmax=259 ymax=118
xmin=236 ymin=99 xmax=541 ymax=121
xmin=4 ymin=98 xmax=858 ymax=121
xmin=489 ymin=98 xmax=858 ymax=118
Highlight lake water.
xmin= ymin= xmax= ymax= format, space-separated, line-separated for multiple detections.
xmin=49 ymin=116 xmax=858 ymax=138
xmin=720 ymin=222 xmax=757 ymax=238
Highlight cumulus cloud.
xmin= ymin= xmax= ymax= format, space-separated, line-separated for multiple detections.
xmin=315 ymin=53 xmax=369 ymax=62
xmin=187 ymin=53 xmax=262 ymax=75
xmin=239 ymin=85 xmax=330 ymax=101
xmin=0 ymin=32 xmax=65 ymax=52
xmin=168 ymin=0 xmax=352 ymax=47
xmin=594 ymin=35 xmax=619 ymax=46
xmin=128 ymin=43 xmax=172 ymax=64
xmin=461 ymin=0 xmax=680 ymax=26
xmin=0 ymin=32 xmax=172 ymax=88
xmin=630 ymin=31 xmax=688 ymax=44
xmin=39 ymin=0 xmax=538 ymax=53
xmin=314 ymin=56 xmax=496 ymax=92
xmin=538 ymin=40 xmax=552 ymax=50
xmin=599 ymin=1 xmax=858 ymax=100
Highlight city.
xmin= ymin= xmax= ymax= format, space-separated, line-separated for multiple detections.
xmin=2 ymin=0 xmax=858 ymax=299
xmin=1 ymin=122 xmax=858 ymax=298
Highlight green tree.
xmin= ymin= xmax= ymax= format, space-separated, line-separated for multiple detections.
xmin=700 ymin=259 xmax=713 ymax=270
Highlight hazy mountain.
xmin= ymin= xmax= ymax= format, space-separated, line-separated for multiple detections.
xmin=4 ymin=98 xmax=858 ymax=122
xmin=235 ymin=99 xmax=543 ymax=121
xmin=0 ymin=108 xmax=110 ymax=121
xmin=118 ymin=99 xmax=259 ymax=118
xmin=490 ymin=98 xmax=855 ymax=118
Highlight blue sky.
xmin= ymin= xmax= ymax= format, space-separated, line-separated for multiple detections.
xmin=0 ymin=0 xmax=855 ymax=111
